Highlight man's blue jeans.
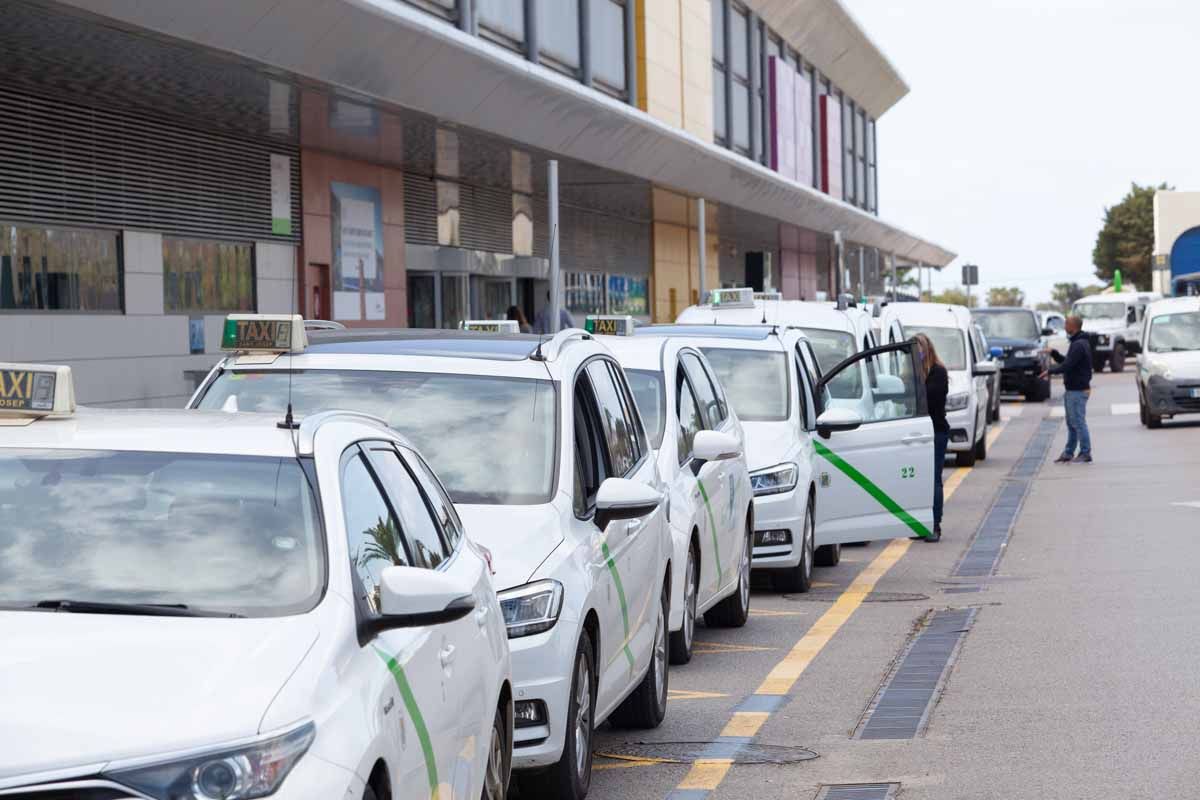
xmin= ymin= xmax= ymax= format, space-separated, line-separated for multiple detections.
xmin=1063 ymin=389 xmax=1091 ymax=457
xmin=933 ymin=431 xmax=949 ymax=526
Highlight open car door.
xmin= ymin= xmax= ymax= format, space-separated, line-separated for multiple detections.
xmin=812 ymin=341 xmax=935 ymax=543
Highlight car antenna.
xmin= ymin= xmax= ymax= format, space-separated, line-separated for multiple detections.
xmin=278 ymin=259 xmax=300 ymax=433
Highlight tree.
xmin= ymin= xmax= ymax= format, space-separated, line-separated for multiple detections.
xmin=931 ymin=288 xmax=972 ymax=307
xmin=1048 ymin=281 xmax=1106 ymax=313
xmin=1093 ymin=182 xmax=1172 ymax=290
xmin=1035 ymin=301 xmax=1060 ymax=312
xmin=987 ymin=286 xmax=1025 ymax=307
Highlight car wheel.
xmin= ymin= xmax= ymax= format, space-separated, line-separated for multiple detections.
xmin=482 ymin=703 xmax=510 ymax=800
xmin=610 ymin=580 xmax=670 ymax=728
xmin=706 ymin=525 xmax=752 ymax=628
xmin=772 ymin=497 xmax=814 ymax=593
xmin=974 ymin=426 xmax=988 ymax=461
xmin=1111 ymin=343 xmax=1126 ymax=373
xmin=523 ymin=633 xmax=595 ymax=800
xmin=1139 ymin=393 xmax=1148 ymax=426
xmin=814 ymin=541 xmax=841 ymax=567
xmin=669 ymin=544 xmax=698 ymax=664
xmin=955 ymin=446 xmax=977 ymax=467
xmin=1148 ymin=407 xmax=1164 ymax=429
xmin=1092 ymin=354 xmax=1107 ymax=373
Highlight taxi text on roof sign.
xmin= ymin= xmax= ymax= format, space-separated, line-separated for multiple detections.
xmin=584 ymin=315 xmax=635 ymax=336
xmin=0 ymin=363 xmax=75 ymax=422
xmin=460 ymin=320 xmax=520 ymax=333
xmin=221 ymin=314 xmax=308 ymax=353
xmin=710 ymin=287 xmax=755 ymax=308
xmin=754 ymin=291 xmax=782 ymax=301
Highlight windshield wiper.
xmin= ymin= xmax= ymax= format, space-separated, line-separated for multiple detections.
xmin=30 ymin=599 xmax=245 ymax=618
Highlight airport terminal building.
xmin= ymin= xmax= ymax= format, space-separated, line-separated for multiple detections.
xmin=0 ymin=0 xmax=953 ymax=405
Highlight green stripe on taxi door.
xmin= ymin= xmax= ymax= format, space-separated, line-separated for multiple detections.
xmin=374 ymin=647 xmax=441 ymax=799
xmin=600 ymin=540 xmax=637 ymax=668
xmin=695 ymin=478 xmax=724 ymax=585
xmin=813 ymin=440 xmax=932 ymax=539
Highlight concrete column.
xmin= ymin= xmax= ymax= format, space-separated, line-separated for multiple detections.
xmin=697 ymin=197 xmax=707 ymax=302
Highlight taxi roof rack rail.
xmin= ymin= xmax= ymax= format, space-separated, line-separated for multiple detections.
xmin=297 ymin=409 xmax=392 ymax=456
xmin=531 ymin=327 xmax=591 ymax=362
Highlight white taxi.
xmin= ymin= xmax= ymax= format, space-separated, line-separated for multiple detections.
xmin=0 ymin=351 xmax=511 ymax=800
xmin=589 ymin=316 xmax=754 ymax=664
xmin=190 ymin=321 xmax=673 ymax=800
xmin=663 ymin=289 xmax=938 ymax=580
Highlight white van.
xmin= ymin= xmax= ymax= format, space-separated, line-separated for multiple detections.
xmin=878 ymin=303 xmax=995 ymax=466
xmin=1071 ymin=291 xmax=1162 ymax=373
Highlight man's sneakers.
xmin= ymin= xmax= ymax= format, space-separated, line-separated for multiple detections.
xmin=1072 ymin=453 xmax=1093 ymax=463
xmin=1054 ymin=453 xmax=1072 ymax=463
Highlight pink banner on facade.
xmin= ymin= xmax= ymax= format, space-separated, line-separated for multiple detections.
xmin=820 ymin=94 xmax=842 ymax=199
xmin=768 ymin=57 xmax=797 ymax=181
xmin=794 ymin=71 xmax=813 ymax=187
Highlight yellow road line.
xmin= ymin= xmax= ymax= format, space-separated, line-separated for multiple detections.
xmin=721 ymin=711 xmax=770 ymax=738
xmin=986 ymin=420 xmax=1007 ymax=448
xmin=594 ymin=754 xmax=678 ymax=771
xmin=943 ymin=466 xmax=970 ymax=499
xmin=676 ymin=759 xmax=734 ymax=790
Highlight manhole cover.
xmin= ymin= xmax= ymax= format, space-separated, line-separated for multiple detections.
xmin=782 ymin=590 xmax=929 ymax=603
xmin=596 ymin=741 xmax=818 ymax=765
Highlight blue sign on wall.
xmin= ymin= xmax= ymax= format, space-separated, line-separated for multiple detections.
xmin=1170 ymin=227 xmax=1200 ymax=279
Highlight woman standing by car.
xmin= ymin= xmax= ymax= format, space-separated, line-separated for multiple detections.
xmin=914 ymin=333 xmax=949 ymax=542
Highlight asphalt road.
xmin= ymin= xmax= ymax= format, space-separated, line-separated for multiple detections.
xmin=559 ymin=370 xmax=1200 ymax=799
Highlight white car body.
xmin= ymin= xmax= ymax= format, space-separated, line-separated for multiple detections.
xmin=879 ymin=302 xmax=991 ymax=464
xmin=599 ymin=334 xmax=755 ymax=662
xmin=0 ymin=406 xmax=510 ymax=800
xmin=1136 ymin=296 xmax=1200 ymax=426
xmin=1038 ymin=311 xmax=1070 ymax=354
xmin=1072 ymin=291 xmax=1162 ymax=368
xmin=190 ymin=329 xmax=673 ymax=796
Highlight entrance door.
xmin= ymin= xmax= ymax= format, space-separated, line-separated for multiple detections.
xmin=470 ymin=276 xmax=515 ymax=321
xmin=441 ymin=274 xmax=468 ymax=329
xmin=407 ymin=272 xmax=436 ymax=328
xmin=813 ymin=341 xmax=935 ymax=543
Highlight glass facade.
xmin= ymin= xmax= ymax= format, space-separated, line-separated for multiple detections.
xmin=538 ymin=0 xmax=580 ymax=69
xmin=0 ymin=224 xmax=122 ymax=312
xmin=163 ymin=238 xmax=255 ymax=313
xmin=590 ymin=0 xmax=628 ymax=92
xmin=476 ymin=0 xmax=525 ymax=47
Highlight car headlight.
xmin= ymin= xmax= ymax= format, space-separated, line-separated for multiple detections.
xmin=1013 ymin=348 xmax=1039 ymax=359
xmin=945 ymin=392 xmax=970 ymax=411
xmin=108 ymin=722 xmax=314 ymax=800
xmin=498 ymin=580 xmax=564 ymax=638
xmin=1096 ymin=334 xmax=1110 ymax=346
xmin=749 ymin=463 xmax=798 ymax=496
xmin=1147 ymin=361 xmax=1174 ymax=380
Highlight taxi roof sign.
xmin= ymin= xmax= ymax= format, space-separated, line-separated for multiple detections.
xmin=585 ymin=315 xmax=635 ymax=336
xmin=710 ymin=287 xmax=755 ymax=309
xmin=0 ymin=363 xmax=75 ymax=424
xmin=221 ymin=314 xmax=307 ymax=354
xmin=460 ymin=320 xmax=520 ymax=333
xmin=754 ymin=290 xmax=782 ymax=301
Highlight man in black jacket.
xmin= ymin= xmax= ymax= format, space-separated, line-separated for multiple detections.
xmin=1042 ymin=315 xmax=1093 ymax=463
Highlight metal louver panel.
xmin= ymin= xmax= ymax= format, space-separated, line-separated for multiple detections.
xmin=0 ymin=86 xmax=300 ymax=242
xmin=403 ymin=172 xmax=437 ymax=246
xmin=458 ymin=182 xmax=513 ymax=254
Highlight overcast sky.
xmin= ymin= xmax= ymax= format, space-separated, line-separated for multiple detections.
xmin=840 ymin=0 xmax=1198 ymax=305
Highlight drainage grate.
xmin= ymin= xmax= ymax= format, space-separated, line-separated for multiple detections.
xmin=855 ymin=608 xmax=977 ymax=740
xmin=598 ymin=741 xmax=818 ymax=766
xmin=817 ymin=784 xmax=899 ymax=800
xmin=953 ymin=419 xmax=1058 ymax=578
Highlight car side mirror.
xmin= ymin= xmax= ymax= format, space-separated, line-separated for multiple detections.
xmin=692 ymin=430 xmax=742 ymax=464
xmin=989 ymin=345 xmax=1004 ymax=359
xmin=972 ymin=361 xmax=998 ymax=376
xmin=594 ymin=477 xmax=662 ymax=531
xmin=371 ymin=565 xmax=476 ymax=631
xmin=1041 ymin=327 xmax=1055 ymax=337
xmin=873 ymin=373 xmax=907 ymax=400
xmin=816 ymin=407 xmax=863 ymax=439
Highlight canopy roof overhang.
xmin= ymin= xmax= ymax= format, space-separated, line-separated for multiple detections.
xmin=57 ymin=0 xmax=954 ymax=266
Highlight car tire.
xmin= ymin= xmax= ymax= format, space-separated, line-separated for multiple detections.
xmin=974 ymin=426 xmax=988 ymax=461
xmin=1139 ymin=393 xmax=1148 ymax=426
xmin=706 ymin=527 xmax=752 ymax=628
xmin=524 ymin=633 xmax=595 ymax=800
xmin=669 ymin=544 xmax=698 ymax=664
xmin=814 ymin=542 xmax=841 ymax=567
xmin=610 ymin=580 xmax=670 ymax=729
xmin=955 ymin=446 xmax=977 ymax=467
xmin=482 ymin=703 xmax=511 ymax=800
xmin=772 ymin=497 xmax=814 ymax=593
xmin=1092 ymin=354 xmax=1107 ymax=373
xmin=1111 ymin=343 xmax=1126 ymax=373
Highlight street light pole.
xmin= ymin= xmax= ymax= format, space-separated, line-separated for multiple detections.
xmin=697 ymin=197 xmax=707 ymax=303
xmin=549 ymin=159 xmax=560 ymax=333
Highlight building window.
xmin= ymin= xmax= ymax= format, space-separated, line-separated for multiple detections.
xmin=402 ymin=0 xmax=457 ymax=21
xmin=729 ymin=4 xmax=751 ymax=153
xmin=867 ymin=118 xmax=878 ymax=213
xmin=712 ymin=0 xmax=726 ymax=145
xmin=811 ymin=68 xmax=822 ymax=190
xmin=163 ymin=238 xmax=255 ymax=313
xmin=477 ymin=0 xmax=525 ymax=50
xmin=590 ymin=0 xmax=628 ymax=92
xmin=539 ymin=0 xmax=580 ymax=70
xmin=841 ymin=94 xmax=854 ymax=204
xmin=0 ymin=224 xmax=121 ymax=312
xmin=564 ymin=271 xmax=606 ymax=316
xmin=855 ymin=108 xmax=867 ymax=210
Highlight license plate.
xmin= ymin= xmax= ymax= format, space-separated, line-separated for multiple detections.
xmin=1190 ymin=388 xmax=1200 ymax=399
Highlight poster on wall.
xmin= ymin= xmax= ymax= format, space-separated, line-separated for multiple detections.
xmin=270 ymin=154 xmax=292 ymax=235
xmin=607 ymin=274 xmax=649 ymax=317
xmin=331 ymin=182 xmax=385 ymax=321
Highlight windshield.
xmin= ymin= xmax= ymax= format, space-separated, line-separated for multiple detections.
xmin=973 ymin=310 xmax=1040 ymax=341
xmin=799 ymin=328 xmax=857 ymax=373
xmin=907 ymin=325 xmax=968 ymax=371
xmin=1072 ymin=301 xmax=1125 ymax=320
xmin=0 ymin=450 xmax=323 ymax=617
xmin=699 ymin=348 xmax=789 ymax=421
xmin=1148 ymin=312 xmax=1200 ymax=353
xmin=198 ymin=370 xmax=556 ymax=505
xmin=626 ymin=369 xmax=665 ymax=449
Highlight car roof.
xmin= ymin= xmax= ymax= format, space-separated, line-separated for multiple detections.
xmin=1073 ymin=292 xmax=1160 ymax=303
xmin=678 ymin=300 xmax=861 ymax=333
xmin=888 ymin=302 xmax=972 ymax=328
xmin=596 ymin=335 xmax=670 ymax=371
xmin=307 ymin=329 xmax=547 ymax=361
xmin=1146 ymin=296 xmax=1200 ymax=315
xmin=0 ymin=408 xmax=304 ymax=457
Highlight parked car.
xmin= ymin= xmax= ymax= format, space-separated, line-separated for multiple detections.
xmin=972 ymin=307 xmax=1051 ymax=402
xmin=1072 ymin=291 xmax=1162 ymax=373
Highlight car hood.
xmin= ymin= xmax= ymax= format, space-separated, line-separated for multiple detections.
xmin=0 ymin=612 xmax=318 ymax=784
xmin=1081 ymin=319 xmax=1125 ymax=334
xmin=741 ymin=420 xmax=798 ymax=472
xmin=456 ymin=503 xmax=564 ymax=592
xmin=1144 ymin=350 xmax=1200 ymax=379
xmin=985 ymin=336 xmax=1039 ymax=349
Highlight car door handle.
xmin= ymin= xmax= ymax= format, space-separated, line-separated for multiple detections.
xmin=902 ymin=434 xmax=933 ymax=445
xmin=439 ymin=644 xmax=456 ymax=667
xmin=475 ymin=605 xmax=489 ymax=627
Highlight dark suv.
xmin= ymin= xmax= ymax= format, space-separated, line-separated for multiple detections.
xmin=972 ymin=307 xmax=1051 ymax=402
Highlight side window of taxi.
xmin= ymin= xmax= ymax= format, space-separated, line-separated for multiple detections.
xmin=366 ymin=444 xmax=451 ymax=570
xmin=585 ymin=360 xmax=642 ymax=477
xmin=676 ymin=370 xmax=704 ymax=464
xmin=341 ymin=450 xmax=410 ymax=616
xmin=681 ymin=353 xmax=722 ymax=428
xmin=793 ymin=346 xmax=817 ymax=430
xmin=405 ymin=448 xmax=464 ymax=550
xmin=821 ymin=345 xmax=919 ymax=424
